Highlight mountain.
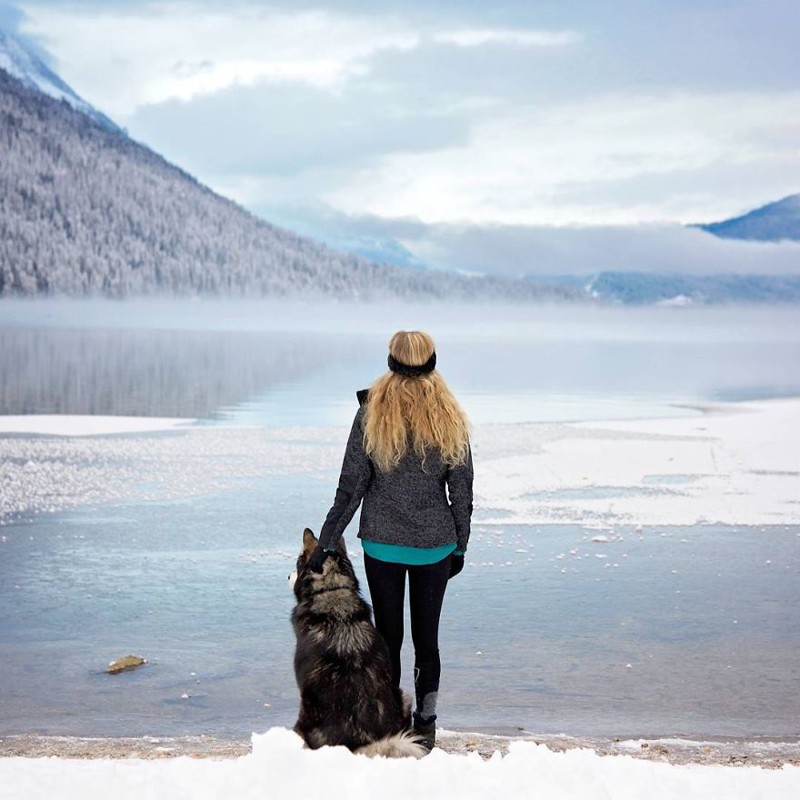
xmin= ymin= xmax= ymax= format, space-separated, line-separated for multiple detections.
xmin=584 ymin=272 xmax=800 ymax=305
xmin=0 ymin=64 xmax=577 ymax=301
xmin=697 ymin=194 xmax=800 ymax=242
xmin=0 ymin=28 xmax=120 ymax=132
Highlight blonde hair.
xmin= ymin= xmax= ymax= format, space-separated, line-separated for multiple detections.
xmin=363 ymin=331 xmax=470 ymax=473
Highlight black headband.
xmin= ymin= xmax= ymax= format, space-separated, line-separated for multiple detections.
xmin=388 ymin=352 xmax=436 ymax=377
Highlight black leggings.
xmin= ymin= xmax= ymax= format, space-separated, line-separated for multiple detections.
xmin=363 ymin=552 xmax=451 ymax=718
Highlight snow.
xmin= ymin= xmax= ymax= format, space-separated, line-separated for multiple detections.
xmin=0 ymin=415 xmax=197 ymax=436
xmin=657 ymin=294 xmax=693 ymax=307
xmin=476 ymin=398 xmax=800 ymax=526
xmin=0 ymin=29 xmax=89 ymax=112
xmin=0 ymin=728 xmax=797 ymax=800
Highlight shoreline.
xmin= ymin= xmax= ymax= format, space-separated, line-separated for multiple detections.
xmin=0 ymin=414 xmax=198 ymax=437
xmin=1 ymin=730 xmax=798 ymax=768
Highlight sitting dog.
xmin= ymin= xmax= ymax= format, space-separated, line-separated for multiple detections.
xmin=289 ymin=528 xmax=426 ymax=758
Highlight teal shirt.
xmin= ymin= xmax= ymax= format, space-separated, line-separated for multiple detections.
xmin=362 ymin=539 xmax=460 ymax=565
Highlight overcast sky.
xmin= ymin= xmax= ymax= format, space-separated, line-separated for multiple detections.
xmin=3 ymin=0 xmax=800 ymax=274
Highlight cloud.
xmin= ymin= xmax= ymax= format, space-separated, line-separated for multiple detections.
xmin=324 ymin=90 xmax=800 ymax=226
xmin=0 ymin=2 xmax=23 ymax=31
xmin=271 ymin=204 xmax=800 ymax=277
xmin=127 ymin=80 xmax=471 ymax=178
xmin=432 ymin=28 xmax=580 ymax=48
xmin=123 ymin=70 xmax=800 ymax=229
xmin=412 ymin=222 xmax=800 ymax=277
xmin=18 ymin=3 xmax=420 ymax=115
xmin=0 ymin=1 xmax=55 ymax=65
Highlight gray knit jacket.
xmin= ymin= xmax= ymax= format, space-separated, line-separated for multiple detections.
xmin=318 ymin=391 xmax=474 ymax=553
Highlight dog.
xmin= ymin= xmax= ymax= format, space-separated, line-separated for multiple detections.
xmin=289 ymin=528 xmax=426 ymax=758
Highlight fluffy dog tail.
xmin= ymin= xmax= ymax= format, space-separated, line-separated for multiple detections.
xmin=355 ymin=731 xmax=428 ymax=759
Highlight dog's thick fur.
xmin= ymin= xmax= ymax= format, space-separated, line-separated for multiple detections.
xmin=291 ymin=528 xmax=426 ymax=758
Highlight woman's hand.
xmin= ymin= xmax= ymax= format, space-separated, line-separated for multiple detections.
xmin=449 ymin=553 xmax=465 ymax=579
xmin=306 ymin=545 xmax=330 ymax=574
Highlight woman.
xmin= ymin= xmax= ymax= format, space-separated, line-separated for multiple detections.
xmin=307 ymin=330 xmax=473 ymax=749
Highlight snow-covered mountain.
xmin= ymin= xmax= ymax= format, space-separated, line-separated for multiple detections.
xmin=0 ymin=27 xmax=120 ymax=132
xmin=0 ymin=61 xmax=575 ymax=300
xmin=697 ymin=194 xmax=800 ymax=242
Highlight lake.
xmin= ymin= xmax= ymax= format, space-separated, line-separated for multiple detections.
xmin=1 ymin=300 xmax=799 ymax=739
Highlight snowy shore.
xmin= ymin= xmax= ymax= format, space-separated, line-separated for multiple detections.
xmin=2 ymin=729 xmax=799 ymax=768
xmin=1 ymin=728 xmax=798 ymax=800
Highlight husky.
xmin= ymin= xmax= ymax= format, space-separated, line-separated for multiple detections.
xmin=289 ymin=528 xmax=427 ymax=758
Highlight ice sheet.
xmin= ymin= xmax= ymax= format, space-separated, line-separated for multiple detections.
xmin=475 ymin=398 xmax=800 ymax=526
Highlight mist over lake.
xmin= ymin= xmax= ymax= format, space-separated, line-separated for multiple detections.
xmin=3 ymin=299 xmax=800 ymax=424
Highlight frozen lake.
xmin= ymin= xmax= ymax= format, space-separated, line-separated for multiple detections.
xmin=1 ymin=300 xmax=799 ymax=739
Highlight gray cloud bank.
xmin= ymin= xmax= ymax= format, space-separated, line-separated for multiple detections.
xmin=268 ymin=205 xmax=800 ymax=277
xmin=413 ymin=222 xmax=800 ymax=277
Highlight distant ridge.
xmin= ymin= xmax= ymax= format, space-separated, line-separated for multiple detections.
xmin=585 ymin=271 xmax=800 ymax=306
xmin=697 ymin=194 xmax=800 ymax=242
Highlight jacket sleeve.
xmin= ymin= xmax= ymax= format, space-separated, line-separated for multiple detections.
xmin=318 ymin=407 xmax=373 ymax=550
xmin=447 ymin=444 xmax=474 ymax=553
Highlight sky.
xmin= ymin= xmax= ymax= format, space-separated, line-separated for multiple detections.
xmin=2 ymin=0 xmax=800 ymax=275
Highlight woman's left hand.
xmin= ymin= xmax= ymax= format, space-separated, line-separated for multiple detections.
xmin=306 ymin=545 xmax=330 ymax=574
xmin=449 ymin=553 xmax=465 ymax=579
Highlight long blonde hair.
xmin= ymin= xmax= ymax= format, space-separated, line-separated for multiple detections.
xmin=363 ymin=331 xmax=470 ymax=472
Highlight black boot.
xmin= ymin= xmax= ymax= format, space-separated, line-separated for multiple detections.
xmin=412 ymin=711 xmax=436 ymax=751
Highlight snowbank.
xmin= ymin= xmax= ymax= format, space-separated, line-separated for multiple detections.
xmin=476 ymin=398 xmax=800 ymax=526
xmin=0 ymin=728 xmax=797 ymax=800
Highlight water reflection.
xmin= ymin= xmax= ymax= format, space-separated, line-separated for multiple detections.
xmin=0 ymin=328 xmax=364 ymax=418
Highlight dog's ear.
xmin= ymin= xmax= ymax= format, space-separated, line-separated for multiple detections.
xmin=336 ymin=536 xmax=347 ymax=556
xmin=303 ymin=527 xmax=319 ymax=554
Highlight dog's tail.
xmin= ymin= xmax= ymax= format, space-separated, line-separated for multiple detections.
xmin=355 ymin=731 xmax=428 ymax=759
